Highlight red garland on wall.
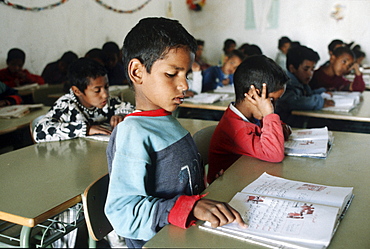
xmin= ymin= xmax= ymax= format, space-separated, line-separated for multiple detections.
xmin=187 ymin=0 xmax=206 ymax=11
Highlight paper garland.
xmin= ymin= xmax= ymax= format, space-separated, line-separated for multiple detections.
xmin=0 ymin=0 xmax=68 ymax=11
xmin=0 ymin=0 xmax=152 ymax=13
xmin=94 ymin=0 xmax=152 ymax=13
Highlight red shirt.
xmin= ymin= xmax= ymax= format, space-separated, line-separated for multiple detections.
xmin=310 ymin=66 xmax=365 ymax=92
xmin=0 ymin=68 xmax=45 ymax=88
xmin=208 ymin=106 xmax=285 ymax=183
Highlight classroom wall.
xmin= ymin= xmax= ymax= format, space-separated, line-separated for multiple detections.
xmin=0 ymin=0 xmax=369 ymax=76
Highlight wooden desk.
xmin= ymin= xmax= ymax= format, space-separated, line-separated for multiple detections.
xmin=291 ymin=91 xmax=370 ymax=123
xmin=0 ymin=106 xmax=50 ymax=135
xmin=0 ymin=138 xmax=108 ymax=247
xmin=145 ymin=130 xmax=370 ymax=248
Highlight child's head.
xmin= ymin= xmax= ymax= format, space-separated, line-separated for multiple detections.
xmin=195 ymin=39 xmax=205 ymax=60
xmin=223 ymin=39 xmax=236 ymax=55
xmin=243 ymin=44 xmax=263 ymax=57
xmin=85 ymin=48 xmax=107 ymax=66
xmin=68 ymin=58 xmax=109 ymax=109
xmin=59 ymin=51 xmax=78 ymax=74
xmin=234 ymin=55 xmax=289 ymax=104
xmin=222 ymin=49 xmax=245 ymax=75
xmin=278 ymin=36 xmax=291 ymax=54
xmin=328 ymin=39 xmax=344 ymax=55
xmin=287 ymin=45 xmax=320 ymax=85
xmin=123 ymin=17 xmax=197 ymax=112
xmin=102 ymin=41 xmax=120 ymax=69
xmin=329 ymin=46 xmax=355 ymax=76
xmin=6 ymin=48 xmax=26 ymax=73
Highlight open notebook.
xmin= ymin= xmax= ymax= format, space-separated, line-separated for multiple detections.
xmin=185 ymin=93 xmax=229 ymax=104
xmin=0 ymin=104 xmax=44 ymax=118
xmin=321 ymin=91 xmax=361 ymax=112
xmin=200 ymin=172 xmax=353 ymax=249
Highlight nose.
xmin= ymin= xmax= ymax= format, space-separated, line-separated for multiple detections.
xmin=102 ymin=88 xmax=109 ymax=99
xmin=178 ymin=77 xmax=189 ymax=92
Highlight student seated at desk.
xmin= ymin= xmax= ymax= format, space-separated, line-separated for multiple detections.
xmin=275 ymin=45 xmax=335 ymax=127
xmin=33 ymin=58 xmax=133 ymax=143
xmin=0 ymin=48 xmax=44 ymax=88
xmin=0 ymin=81 xmax=22 ymax=107
xmin=208 ymin=55 xmax=291 ymax=184
xmin=105 ymin=17 xmax=246 ymax=249
xmin=41 ymin=51 xmax=78 ymax=85
xmin=202 ymin=49 xmax=245 ymax=92
xmin=309 ymin=46 xmax=365 ymax=92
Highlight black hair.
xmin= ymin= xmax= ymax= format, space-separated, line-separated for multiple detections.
xmin=332 ymin=46 xmax=355 ymax=59
xmin=102 ymin=41 xmax=120 ymax=55
xmin=223 ymin=39 xmax=236 ymax=54
xmin=85 ymin=48 xmax=108 ymax=65
xmin=122 ymin=17 xmax=197 ymax=88
xmin=227 ymin=49 xmax=246 ymax=62
xmin=67 ymin=58 xmax=107 ymax=93
xmin=328 ymin=39 xmax=344 ymax=52
xmin=7 ymin=48 xmax=25 ymax=64
xmin=286 ymin=45 xmax=320 ymax=71
xmin=60 ymin=51 xmax=78 ymax=65
xmin=233 ymin=55 xmax=289 ymax=104
xmin=196 ymin=39 xmax=205 ymax=46
xmin=278 ymin=36 xmax=291 ymax=49
xmin=353 ymin=49 xmax=366 ymax=60
xmin=243 ymin=44 xmax=263 ymax=57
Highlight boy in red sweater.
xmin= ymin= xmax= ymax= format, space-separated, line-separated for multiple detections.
xmin=208 ymin=55 xmax=290 ymax=183
xmin=0 ymin=48 xmax=44 ymax=88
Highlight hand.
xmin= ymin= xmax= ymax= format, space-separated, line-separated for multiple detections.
xmin=0 ymin=100 xmax=9 ymax=107
xmin=193 ymin=199 xmax=247 ymax=229
xmin=325 ymin=91 xmax=333 ymax=97
xmin=245 ymin=84 xmax=274 ymax=117
xmin=192 ymin=62 xmax=201 ymax=72
xmin=282 ymin=123 xmax=292 ymax=141
xmin=87 ymin=125 xmax=112 ymax=135
xmin=110 ymin=115 xmax=124 ymax=129
xmin=324 ymin=99 xmax=335 ymax=107
xmin=222 ymin=78 xmax=230 ymax=86
xmin=215 ymin=169 xmax=224 ymax=180
xmin=349 ymin=63 xmax=362 ymax=76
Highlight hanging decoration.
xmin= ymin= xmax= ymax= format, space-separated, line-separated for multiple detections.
xmin=94 ymin=0 xmax=152 ymax=13
xmin=187 ymin=0 xmax=206 ymax=11
xmin=330 ymin=3 xmax=345 ymax=22
xmin=0 ymin=0 xmax=68 ymax=11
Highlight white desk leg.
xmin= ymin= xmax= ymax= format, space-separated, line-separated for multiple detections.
xmin=20 ymin=226 xmax=31 ymax=248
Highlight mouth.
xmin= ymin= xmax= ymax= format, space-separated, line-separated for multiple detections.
xmin=174 ymin=96 xmax=185 ymax=105
xmin=101 ymin=100 xmax=107 ymax=106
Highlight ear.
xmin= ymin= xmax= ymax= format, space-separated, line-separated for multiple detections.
xmin=71 ymin=86 xmax=83 ymax=96
xmin=128 ymin=58 xmax=145 ymax=85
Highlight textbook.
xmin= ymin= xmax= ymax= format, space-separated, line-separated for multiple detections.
xmin=321 ymin=91 xmax=361 ymax=112
xmin=0 ymin=104 xmax=43 ymax=118
xmin=284 ymin=127 xmax=332 ymax=158
xmin=200 ymin=172 xmax=353 ymax=249
xmin=185 ymin=93 xmax=229 ymax=104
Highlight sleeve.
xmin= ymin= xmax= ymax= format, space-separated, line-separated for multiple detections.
xmin=0 ymin=82 xmax=22 ymax=105
xmin=105 ymin=124 xmax=200 ymax=241
xmin=110 ymin=97 xmax=134 ymax=115
xmin=284 ymin=89 xmax=325 ymax=110
xmin=233 ymin=114 xmax=285 ymax=163
xmin=351 ymin=74 xmax=366 ymax=92
xmin=24 ymin=70 xmax=45 ymax=85
xmin=188 ymin=71 xmax=203 ymax=94
xmin=202 ymin=67 xmax=218 ymax=92
xmin=33 ymin=99 xmax=88 ymax=143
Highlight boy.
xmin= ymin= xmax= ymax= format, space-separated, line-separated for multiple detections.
xmin=33 ymin=57 xmax=133 ymax=143
xmin=0 ymin=48 xmax=44 ymax=88
xmin=105 ymin=17 xmax=246 ymax=248
xmin=208 ymin=55 xmax=290 ymax=184
xmin=41 ymin=51 xmax=78 ymax=85
xmin=202 ymin=49 xmax=245 ymax=92
xmin=102 ymin=41 xmax=128 ymax=85
xmin=275 ymin=45 xmax=335 ymax=127
xmin=310 ymin=46 xmax=365 ymax=92
xmin=275 ymin=36 xmax=291 ymax=69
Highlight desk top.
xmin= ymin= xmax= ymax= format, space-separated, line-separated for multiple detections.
xmin=145 ymin=130 xmax=370 ymax=248
xmin=181 ymin=93 xmax=233 ymax=111
xmin=0 ymin=118 xmax=217 ymax=228
xmin=292 ymin=91 xmax=370 ymax=122
xmin=0 ymin=106 xmax=50 ymax=135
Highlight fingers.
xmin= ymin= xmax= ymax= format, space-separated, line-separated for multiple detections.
xmin=110 ymin=115 xmax=124 ymax=129
xmin=88 ymin=125 xmax=111 ymax=136
xmin=261 ymin=83 xmax=267 ymax=98
xmin=193 ymin=199 xmax=247 ymax=229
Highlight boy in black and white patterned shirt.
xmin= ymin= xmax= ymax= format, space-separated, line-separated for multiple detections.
xmin=34 ymin=58 xmax=133 ymax=143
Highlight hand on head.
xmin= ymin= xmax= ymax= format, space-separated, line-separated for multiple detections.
xmin=245 ymin=83 xmax=274 ymax=118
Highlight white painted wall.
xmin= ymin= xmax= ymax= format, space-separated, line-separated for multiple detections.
xmin=0 ymin=0 xmax=369 ymax=75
